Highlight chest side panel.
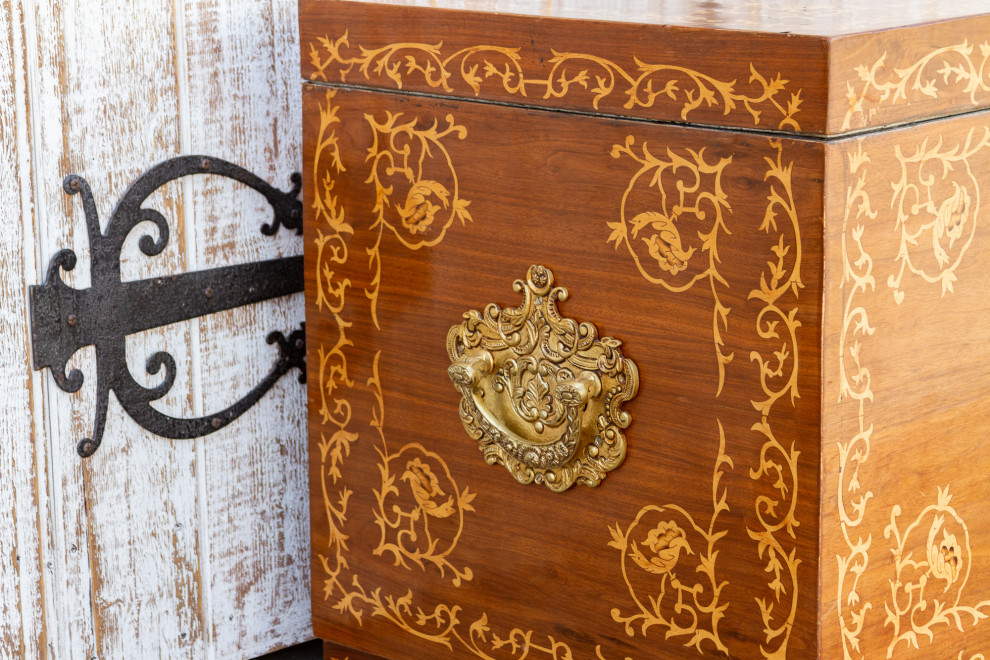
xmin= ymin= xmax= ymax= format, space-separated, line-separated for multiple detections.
xmin=822 ymin=110 xmax=990 ymax=658
xmin=832 ymin=15 xmax=990 ymax=135
xmin=303 ymin=84 xmax=825 ymax=659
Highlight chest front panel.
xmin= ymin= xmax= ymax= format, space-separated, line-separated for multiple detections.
xmin=303 ymin=83 xmax=824 ymax=659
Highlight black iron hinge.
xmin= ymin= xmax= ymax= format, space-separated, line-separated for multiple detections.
xmin=30 ymin=156 xmax=305 ymax=458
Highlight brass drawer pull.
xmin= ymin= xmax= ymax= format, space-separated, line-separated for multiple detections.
xmin=447 ymin=265 xmax=638 ymax=491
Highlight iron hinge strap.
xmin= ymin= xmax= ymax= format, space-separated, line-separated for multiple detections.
xmin=29 ymin=155 xmax=306 ymax=457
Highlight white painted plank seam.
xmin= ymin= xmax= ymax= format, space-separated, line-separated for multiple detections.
xmin=21 ymin=0 xmax=90 ymax=656
xmin=172 ymin=1 xmax=215 ymax=657
xmin=4 ymin=0 xmax=27 ymax=655
xmin=11 ymin=0 xmax=46 ymax=654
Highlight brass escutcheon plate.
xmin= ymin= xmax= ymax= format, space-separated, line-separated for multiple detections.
xmin=446 ymin=265 xmax=639 ymax=491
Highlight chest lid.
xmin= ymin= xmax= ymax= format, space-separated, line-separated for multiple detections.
xmin=300 ymin=0 xmax=990 ymax=137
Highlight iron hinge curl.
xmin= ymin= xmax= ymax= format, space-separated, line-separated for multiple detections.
xmin=30 ymin=155 xmax=306 ymax=457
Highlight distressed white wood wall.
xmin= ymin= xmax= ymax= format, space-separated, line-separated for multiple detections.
xmin=0 ymin=0 xmax=308 ymax=657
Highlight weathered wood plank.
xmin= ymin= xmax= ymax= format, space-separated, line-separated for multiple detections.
xmin=0 ymin=1 xmax=45 ymax=658
xmin=181 ymin=1 xmax=309 ymax=656
xmin=18 ymin=2 xmax=91 ymax=655
xmin=7 ymin=1 xmax=306 ymax=656
xmin=28 ymin=0 xmax=204 ymax=656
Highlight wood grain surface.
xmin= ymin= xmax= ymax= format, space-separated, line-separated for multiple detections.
xmin=300 ymin=1 xmax=990 ymax=138
xmin=0 ymin=1 xmax=46 ymax=657
xmin=181 ymin=1 xmax=310 ymax=655
xmin=304 ymin=83 xmax=825 ymax=658
xmin=322 ymin=0 xmax=990 ymax=36
xmin=821 ymin=109 xmax=990 ymax=659
xmin=323 ymin=640 xmax=386 ymax=660
xmin=299 ymin=0 xmax=825 ymax=134
xmin=1 ymin=0 xmax=309 ymax=657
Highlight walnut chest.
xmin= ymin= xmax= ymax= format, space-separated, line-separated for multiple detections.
xmin=300 ymin=2 xmax=990 ymax=657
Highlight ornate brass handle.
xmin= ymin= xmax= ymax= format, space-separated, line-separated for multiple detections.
xmin=447 ymin=265 xmax=639 ymax=491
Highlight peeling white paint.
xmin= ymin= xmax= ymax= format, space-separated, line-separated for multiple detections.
xmin=0 ymin=0 xmax=308 ymax=657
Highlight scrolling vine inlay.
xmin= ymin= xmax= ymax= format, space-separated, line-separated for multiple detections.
xmin=841 ymin=40 xmax=990 ymax=132
xmin=604 ymin=137 xmax=804 ymax=657
xmin=888 ymin=127 xmax=989 ymax=303
xmin=314 ymin=80 xmax=812 ymax=660
xmin=599 ymin=135 xmax=733 ymax=655
xmin=747 ymin=140 xmax=803 ymax=659
xmin=607 ymin=138 xmax=734 ymax=395
xmin=314 ymin=91 xmax=576 ymax=659
xmin=370 ymin=352 xmax=478 ymax=587
xmin=309 ymin=32 xmax=803 ymax=131
xmin=836 ymin=133 xmax=990 ymax=657
xmin=607 ymin=423 xmax=732 ymax=655
xmin=364 ymin=110 xmax=473 ymax=327
xmin=604 ymin=136 xmax=734 ymax=652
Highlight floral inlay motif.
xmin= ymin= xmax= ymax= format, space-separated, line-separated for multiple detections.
xmin=370 ymin=355 xmax=477 ymax=587
xmin=605 ymin=137 xmax=805 ymax=657
xmin=314 ymin=91 xmax=574 ymax=660
xmin=836 ymin=134 xmax=990 ymax=657
xmin=884 ymin=487 xmax=990 ymax=657
xmin=639 ymin=520 xmax=692 ymax=575
xmin=887 ymin=127 xmax=990 ymax=303
xmin=398 ymin=180 xmax=450 ymax=235
xmin=607 ymin=424 xmax=732 ymax=655
xmin=608 ymin=138 xmax=734 ymax=394
xmin=364 ymin=111 xmax=473 ymax=326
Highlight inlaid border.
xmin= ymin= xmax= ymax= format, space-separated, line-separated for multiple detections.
xmin=834 ymin=131 xmax=990 ymax=658
xmin=308 ymin=33 xmax=803 ymax=132
xmin=604 ymin=137 xmax=804 ymax=656
xmin=312 ymin=88 xmax=575 ymax=660
xmin=840 ymin=40 xmax=990 ymax=133
xmin=311 ymin=87 xmax=808 ymax=659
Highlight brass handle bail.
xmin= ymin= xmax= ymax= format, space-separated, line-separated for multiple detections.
xmin=447 ymin=265 xmax=638 ymax=491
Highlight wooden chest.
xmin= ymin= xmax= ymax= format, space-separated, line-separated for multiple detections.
xmin=300 ymin=2 xmax=990 ymax=657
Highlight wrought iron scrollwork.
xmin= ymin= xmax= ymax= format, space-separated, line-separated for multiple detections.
xmin=30 ymin=155 xmax=306 ymax=457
